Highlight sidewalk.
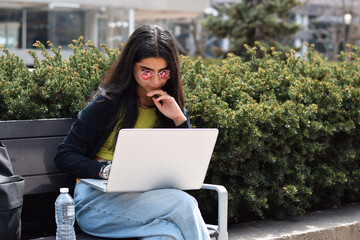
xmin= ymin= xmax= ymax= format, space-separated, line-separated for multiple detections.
xmin=228 ymin=204 xmax=360 ymax=240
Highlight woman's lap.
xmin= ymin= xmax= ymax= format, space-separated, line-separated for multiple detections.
xmin=74 ymin=182 xmax=210 ymax=240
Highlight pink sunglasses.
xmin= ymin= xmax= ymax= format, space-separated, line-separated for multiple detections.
xmin=138 ymin=70 xmax=171 ymax=80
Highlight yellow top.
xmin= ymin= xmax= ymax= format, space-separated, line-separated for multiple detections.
xmin=95 ymin=107 xmax=157 ymax=161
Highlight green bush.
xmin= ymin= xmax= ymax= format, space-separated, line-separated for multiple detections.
xmin=0 ymin=37 xmax=119 ymax=120
xmin=182 ymin=44 xmax=360 ymax=222
xmin=2 ymin=40 xmax=360 ymax=224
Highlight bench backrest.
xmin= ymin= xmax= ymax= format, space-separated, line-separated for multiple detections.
xmin=0 ymin=118 xmax=75 ymax=195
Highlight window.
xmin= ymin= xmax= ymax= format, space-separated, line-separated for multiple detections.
xmin=0 ymin=9 xmax=22 ymax=48
xmin=26 ymin=10 xmax=84 ymax=48
xmin=49 ymin=11 xmax=84 ymax=47
xmin=26 ymin=10 xmax=48 ymax=48
xmin=97 ymin=17 xmax=107 ymax=48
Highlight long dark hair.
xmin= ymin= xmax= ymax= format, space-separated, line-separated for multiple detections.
xmin=96 ymin=24 xmax=185 ymax=140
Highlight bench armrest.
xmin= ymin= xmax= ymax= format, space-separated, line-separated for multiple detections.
xmin=201 ymin=183 xmax=229 ymax=240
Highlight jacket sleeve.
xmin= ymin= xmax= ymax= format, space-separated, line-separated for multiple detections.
xmin=54 ymin=97 xmax=109 ymax=178
xmin=176 ymin=107 xmax=191 ymax=128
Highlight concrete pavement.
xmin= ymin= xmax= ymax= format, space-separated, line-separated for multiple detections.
xmin=228 ymin=204 xmax=360 ymax=240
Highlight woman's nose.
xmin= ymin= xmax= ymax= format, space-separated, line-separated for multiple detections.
xmin=151 ymin=74 xmax=161 ymax=85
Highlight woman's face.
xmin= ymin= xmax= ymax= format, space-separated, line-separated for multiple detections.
xmin=134 ymin=57 xmax=170 ymax=98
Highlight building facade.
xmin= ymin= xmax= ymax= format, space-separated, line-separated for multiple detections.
xmin=210 ymin=0 xmax=360 ymax=60
xmin=0 ymin=0 xmax=210 ymax=65
xmin=294 ymin=0 xmax=360 ymax=60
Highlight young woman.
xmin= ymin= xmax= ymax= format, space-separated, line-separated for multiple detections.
xmin=54 ymin=24 xmax=210 ymax=239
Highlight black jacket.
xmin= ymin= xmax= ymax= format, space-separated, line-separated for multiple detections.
xmin=54 ymin=95 xmax=191 ymax=179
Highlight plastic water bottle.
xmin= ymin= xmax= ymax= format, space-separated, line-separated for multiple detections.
xmin=55 ymin=188 xmax=76 ymax=240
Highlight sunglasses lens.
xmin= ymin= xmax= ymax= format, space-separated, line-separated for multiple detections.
xmin=159 ymin=70 xmax=170 ymax=79
xmin=140 ymin=71 xmax=153 ymax=80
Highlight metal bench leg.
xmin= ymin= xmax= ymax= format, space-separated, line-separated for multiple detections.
xmin=201 ymin=183 xmax=228 ymax=240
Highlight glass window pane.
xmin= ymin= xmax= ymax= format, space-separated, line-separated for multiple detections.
xmin=97 ymin=17 xmax=107 ymax=48
xmin=0 ymin=9 xmax=22 ymax=48
xmin=106 ymin=9 xmax=129 ymax=49
xmin=27 ymin=10 xmax=48 ymax=48
xmin=48 ymin=11 xmax=84 ymax=48
xmin=27 ymin=10 xmax=84 ymax=49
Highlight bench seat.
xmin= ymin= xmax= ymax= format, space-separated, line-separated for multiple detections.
xmin=0 ymin=118 xmax=227 ymax=240
xmin=33 ymin=229 xmax=218 ymax=239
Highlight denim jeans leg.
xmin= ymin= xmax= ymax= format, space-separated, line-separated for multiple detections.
xmin=74 ymin=182 xmax=210 ymax=240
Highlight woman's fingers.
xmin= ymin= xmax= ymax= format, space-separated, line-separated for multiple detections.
xmin=147 ymin=89 xmax=186 ymax=126
xmin=147 ymin=89 xmax=173 ymax=105
xmin=147 ymin=89 xmax=167 ymax=98
xmin=152 ymin=96 xmax=163 ymax=109
xmin=151 ymin=96 xmax=186 ymax=126
xmin=153 ymin=94 xmax=171 ymax=102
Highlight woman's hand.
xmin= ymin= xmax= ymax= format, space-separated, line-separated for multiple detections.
xmin=147 ymin=90 xmax=186 ymax=126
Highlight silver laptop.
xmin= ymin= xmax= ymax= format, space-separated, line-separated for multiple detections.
xmin=81 ymin=128 xmax=218 ymax=192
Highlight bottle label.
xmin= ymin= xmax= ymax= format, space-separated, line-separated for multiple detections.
xmin=67 ymin=205 xmax=75 ymax=216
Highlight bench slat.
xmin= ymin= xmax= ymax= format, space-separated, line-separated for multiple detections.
xmin=32 ymin=233 xmax=109 ymax=240
xmin=3 ymin=137 xmax=65 ymax=176
xmin=32 ymin=230 xmax=217 ymax=239
xmin=23 ymin=173 xmax=70 ymax=195
xmin=0 ymin=118 xmax=75 ymax=139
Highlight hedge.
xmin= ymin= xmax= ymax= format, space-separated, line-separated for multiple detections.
xmin=0 ymin=37 xmax=118 ymax=120
xmin=1 ymin=39 xmax=360 ymax=223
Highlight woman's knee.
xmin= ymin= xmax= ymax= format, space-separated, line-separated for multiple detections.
xmin=172 ymin=190 xmax=197 ymax=204
xmin=157 ymin=189 xmax=199 ymax=213
xmin=160 ymin=188 xmax=194 ymax=200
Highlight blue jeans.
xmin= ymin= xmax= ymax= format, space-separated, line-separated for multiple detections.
xmin=74 ymin=182 xmax=211 ymax=240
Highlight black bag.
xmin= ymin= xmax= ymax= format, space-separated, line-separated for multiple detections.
xmin=0 ymin=142 xmax=24 ymax=240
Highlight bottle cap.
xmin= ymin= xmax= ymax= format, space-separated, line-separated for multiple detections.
xmin=60 ymin=188 xmax=69 ymax=193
